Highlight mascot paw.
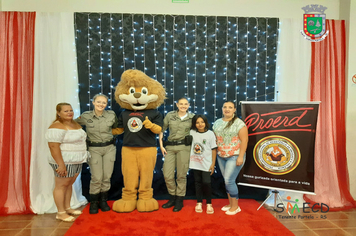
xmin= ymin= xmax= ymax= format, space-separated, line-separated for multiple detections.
xmin=142 ymin=116 xmax=153 ymax=129
xmin=137 ymin=198 xmax=159 ymax=212
xmin=112 ymin=127 xmax=124 ymax=135
xmin=112 ymin=199 xmax=137 ymax=213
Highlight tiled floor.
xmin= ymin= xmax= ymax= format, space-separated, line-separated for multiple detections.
xmin=265 ymin=204 xmax=356 ymax=236
xmin=0 ymin=204 xmax=355 ymax=236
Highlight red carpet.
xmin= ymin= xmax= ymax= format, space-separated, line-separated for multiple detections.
xmin=65 ymin=199 xmax=293 ymax=236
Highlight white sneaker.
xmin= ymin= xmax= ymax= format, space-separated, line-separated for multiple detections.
xmin=225 ymin=207 xmax=241 ymax=215
xmin=221 ymin=205 xmax=231 ymax=211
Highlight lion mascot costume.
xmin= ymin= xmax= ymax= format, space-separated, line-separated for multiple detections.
xmin=112 ymin=69 xmax=166 ymax=213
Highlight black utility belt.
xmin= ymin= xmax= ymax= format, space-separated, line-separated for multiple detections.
xmin=165 ymin=135 xmax=193 ymax=146
xmin=88 ymin=139 xmax=115 ymax=147
xmin=165 ymin=140 xmax=185 ymax=146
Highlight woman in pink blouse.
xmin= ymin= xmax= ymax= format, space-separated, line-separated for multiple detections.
xmin=212 ymin=101 xmax=248 ymax=215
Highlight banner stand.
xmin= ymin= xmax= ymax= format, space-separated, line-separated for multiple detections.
xmin=257 ymin=190 xmax=291 ymax=216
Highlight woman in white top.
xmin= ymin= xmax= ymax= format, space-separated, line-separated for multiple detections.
xmin=45 ymin=103 xmax=88 ymax=222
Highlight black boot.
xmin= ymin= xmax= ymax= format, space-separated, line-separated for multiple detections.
xmin=99 ymin=191 xmax=111 ymax=212
xmin=173 ymin=196 xmax=184 ymax=212
xmin=89 ymin=193 xmax=100 ymax=214
xmin=162 ymin=195 xmax=176 ymax=208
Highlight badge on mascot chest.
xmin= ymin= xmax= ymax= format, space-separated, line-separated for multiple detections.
xmin=128 ymin=117 xmax=143 ymax=132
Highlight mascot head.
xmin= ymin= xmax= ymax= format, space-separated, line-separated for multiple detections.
xmin=115 ymin=69 xmax=166 ymax=110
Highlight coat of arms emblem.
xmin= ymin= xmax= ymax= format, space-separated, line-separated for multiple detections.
xmin=300 ymin=4 xmax=329 ymax=42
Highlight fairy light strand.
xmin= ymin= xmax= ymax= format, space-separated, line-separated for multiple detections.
xmin=122 ymin=13 xmax=125 ymax=70
xmin=235 ymin=17 xmax=239 ymax=104
xmin=74 ymin=14 xmax=80 ymax=112
xmin=255 ymin=18 xmax=259 ymax=101
xmin=99 ymin=13 xmax=103 ymax=94
xmin=87 ymin=13 xmax=91 ymax=109
xmin=204 ymin=16 xmax=207 ymax=114
xmin=73 ymin=15 xmax=80 ymax=114
xmin=275 ymin=20 xmax=282 ymax=102
xmin=214 ymin=16 xmax=217 ymax=120
xmin=265 ymin=18 xmax=268 ymax=100
xmin=245 ymin=18 xmax=249 ymax=101
xmin=185 ymin=15 xmax=188 ymax=98
xmin=194 ymin=15 xmax=197 ymax=113
xmin=143 ymin=14 xmax=146 ymax=72
xmin=163 ymin=15 xmax=167 ymax=114
xmin=172 ymin=16 xmax=176 ymax=106
xmin=109 ymin=14 xmax=113 ymax=108
xmin=132 ymin=14 xmax=136 ymax=69
xmin=153 ymin=15 xmax=158 ymax=80
xmin=225 ymin=16 xmax=228 ymax=100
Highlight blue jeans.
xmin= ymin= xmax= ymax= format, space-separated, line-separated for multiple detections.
xmin=217 ymin=154 xmax=245 ymax=199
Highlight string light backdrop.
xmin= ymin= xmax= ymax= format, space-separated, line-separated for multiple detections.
xmin=74 ymin=13 xmax=279 ymax=200
xmin=74 ymin=13 xmax=279 ymax=121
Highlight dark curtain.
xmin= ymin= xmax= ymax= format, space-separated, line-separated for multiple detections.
xmin=74 ymin=13 xmax=279 ymax=201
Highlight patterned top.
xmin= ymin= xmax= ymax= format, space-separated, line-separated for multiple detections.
xmin=45 ymin=128 xmax=88 ymax=164
xmin=212 ymin=118 xmax=246 ymax=158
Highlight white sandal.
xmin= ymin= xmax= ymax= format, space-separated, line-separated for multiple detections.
xmin=207 ymin=204 xmax=214 ymax=214
xmin=195 ymin=203 xmax=203 ymax=213
xmin=66 ymin=208 xmax=82 ymax=216
xmin=56 ymin=211 xmax=75 ymax=222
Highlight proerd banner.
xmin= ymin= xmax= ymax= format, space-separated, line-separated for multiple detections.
xmin=239 ymin=102 xmax=319 ymax=194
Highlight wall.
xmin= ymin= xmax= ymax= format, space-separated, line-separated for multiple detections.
xmin=2 ymin=0 xmax=356 ymax=199
xmin=1 ymin=0 xmax=340 ymax=19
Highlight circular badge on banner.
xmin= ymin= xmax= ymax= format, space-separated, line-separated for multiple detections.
xmin=253 ymin=135 xmax=301 ymax=175
xmin=127 ymin=117 xmax=143 ymax=133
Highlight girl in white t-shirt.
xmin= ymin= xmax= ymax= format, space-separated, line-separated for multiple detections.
xmin=189 ymin=114 xmax=217 ymax=214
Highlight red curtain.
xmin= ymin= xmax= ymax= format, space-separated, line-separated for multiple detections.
xmin=0 ymin=12 xmax=36 ymax=215
xmin=305 ymin=20 xmax=356 ymax=210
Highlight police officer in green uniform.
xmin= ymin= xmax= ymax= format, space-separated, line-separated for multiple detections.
xmin=159 ymin=97 xmax=194 ymax=212
xmin=76 ymin=94 xmax=118 ymax=214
